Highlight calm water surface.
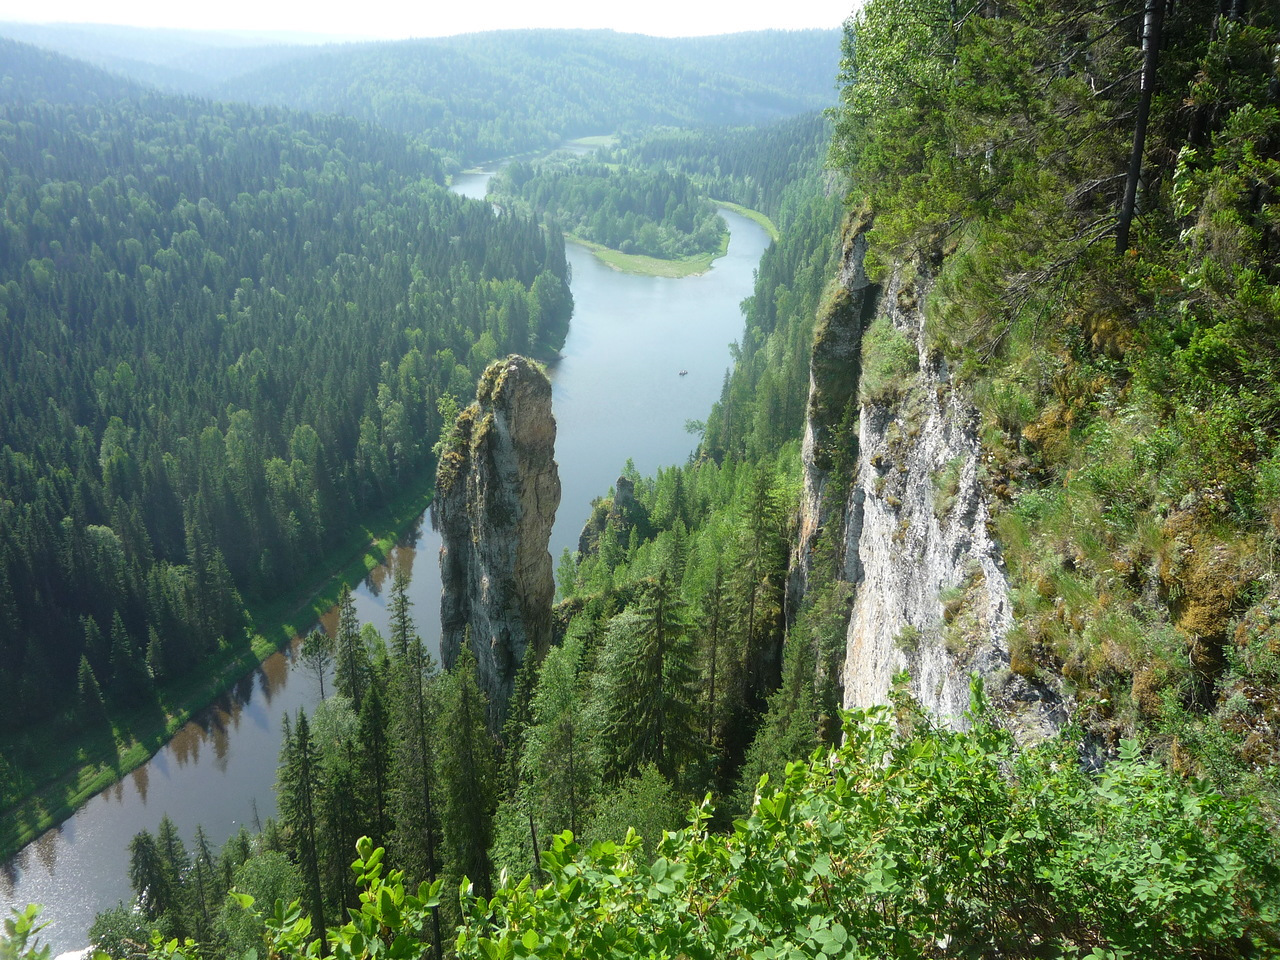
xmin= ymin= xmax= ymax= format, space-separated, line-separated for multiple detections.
xmin=0 ymin=171 xmax=769 ymax=952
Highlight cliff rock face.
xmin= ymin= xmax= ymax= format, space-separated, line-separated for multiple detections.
xmin=431 ymin=355 xmax=560 ymax=719
xmin=796 ymin=234 xmax=1063 ymax=743
xmin=791 ymin=221 xmax=875 ymax=605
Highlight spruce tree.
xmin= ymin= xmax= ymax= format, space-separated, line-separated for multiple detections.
xmin=358 ymin=675 xmax=392 ymax=848
xmin=109 ymin=610 xmax=151 ymax=702
xmin=333 ymin=586 xmax=369 ymax=709
xmin=77 ymin=654 xmax=108 ymax=725
xmin=521 ymin=634 xmax=597 ymax=839
xmin=388 ymin=575 xmax=444 ymax=958
xmin=435 ymin=643 xmax=498 ymax=901
xmin=128 ymin=829 xmax=174 ymax=923
xmin=278 ymin=710 xmax=326 ymax=943
xmin=154 ymin=815 xmax=190 ymax=940
xmin=188 ymin=825 xmax=219 ymax=946
xmin=594 ymin=570 xmax=701 ymax=784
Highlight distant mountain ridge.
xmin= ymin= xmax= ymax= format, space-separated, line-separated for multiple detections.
xmin=0 ymin=24 xmax=841 ymax=164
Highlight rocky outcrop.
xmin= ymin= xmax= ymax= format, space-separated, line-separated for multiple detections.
xmin=790 ymin=216 xmax=876 ymax=607
xmin=431 ymin=355 xmax=560 ymax=721
xmin=577 ymin=475 xmax=652 ymax=558
xmin=795 ymin=236 xmax=1064 ymax=744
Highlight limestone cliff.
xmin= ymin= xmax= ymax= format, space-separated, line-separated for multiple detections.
xmin=796 ymin=225 xmax=1063 ymax=743
xmin=790 ymin=220 xmax=875 ymax=605
xmin=432 ymin=355 xmax=560 ymax=720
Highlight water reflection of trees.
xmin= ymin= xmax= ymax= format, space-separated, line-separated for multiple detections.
xmin=361 ymin=532 xmax=420 ymax=598
xmin=211 ymin=707 xmax=231 ymax=771
xmin=131 ymin=763 xmax=149 ymax=804
xmin=169 ymin=697 xmax=242 ymax=770
xmin=170 ymin=721 xmax=202 ymax=768
xmin=0 ymin=821 xmax=71 ymax=889
xmin=34 ymin=827 xmax=58 ymax=873
xmin=0 ymin=845 xmax=26 ymax=893
xmin=257 ymin=650 xmax=290 ymax=704
xmin=233 ymin=671 xmax=255 ymax=707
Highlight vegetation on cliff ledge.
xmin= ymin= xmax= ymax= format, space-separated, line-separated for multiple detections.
xmin=834 ymin=0 xmax=1280 ymax=806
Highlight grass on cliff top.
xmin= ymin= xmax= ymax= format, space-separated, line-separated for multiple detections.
xmin=0 ymin=475 xmax=436 ymax=863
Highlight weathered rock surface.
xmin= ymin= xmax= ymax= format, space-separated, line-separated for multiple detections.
xmin=790 ymin=219 xmax=876 ymax=608
xmin=577 ymin=475 xmax=651 ymax=558
xmin=794 ymin=236 xmax=1064 ymax=744
xmin=431 ymin=355 xmax=560 ymax=720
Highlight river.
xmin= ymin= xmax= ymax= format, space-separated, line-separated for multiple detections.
xmin=0 ymin=170 xmax=770 ymax=953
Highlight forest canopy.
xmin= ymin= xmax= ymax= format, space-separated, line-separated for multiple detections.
xmin=489 ymin=157 xmax=727 ymax=261
xmin=0 ymin=42 xmax=572 ymax=767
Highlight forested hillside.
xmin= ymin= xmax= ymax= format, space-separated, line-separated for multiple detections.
xmin=618 ymin=113 xmax=832 ymax=222
xmin=0 ymin=21 xmax=322 ymax=92
xmin=204 ymin=30 xmax=840 ymax=166
xmin=1 ymin=25 xmax=840 ymax=169
xmin=489 ymin=157 xmax=727 ymax=260
xmin=0 ymin=39 xmax=148 ymax=103
xmin=0 ymin=39 xmax=571 ymax=802
xmin=4 ymin=0 xmax=1280 ymax=953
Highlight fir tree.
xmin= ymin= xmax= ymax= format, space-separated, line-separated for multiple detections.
xmin=435 ymin=643 xmax=498 ymax=901
xmin=594 ymin=570 xmax=701 ymax=784
xmin=278 ymin=710 xmax=325 ymax=943
xmin=333 ymin=586 xmax=369 ymax=710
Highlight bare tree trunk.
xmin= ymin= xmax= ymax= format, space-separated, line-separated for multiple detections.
xmin=1116 ymin=0 xmax=1165 ymax=253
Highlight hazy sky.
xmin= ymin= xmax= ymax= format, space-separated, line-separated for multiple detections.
xmin=0 ymin=0 xmax=856 ymax=40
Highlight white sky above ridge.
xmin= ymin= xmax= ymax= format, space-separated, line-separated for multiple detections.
xmin=0 ymin=0 xmax=857 ymax=40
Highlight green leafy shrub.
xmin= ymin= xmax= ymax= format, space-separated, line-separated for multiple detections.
xmin=445 ymin=692 xmax=1280 ymax=960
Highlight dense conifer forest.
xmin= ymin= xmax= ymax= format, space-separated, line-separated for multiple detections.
xmin=3 ymin=0 xmax=1280 ymax=954
xmin=0 ymin=38 xmax=571 ymax=816
xmin=211 ymin=31 xmax=841 ymax=167
xmin=489 ymin=158 xmax=728 ymax=260
xmin=0 ymin=26 xmax=842 ymax=168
